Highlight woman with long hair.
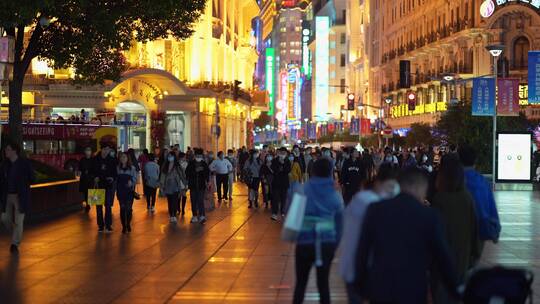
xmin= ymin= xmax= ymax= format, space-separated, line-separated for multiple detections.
xmin=159 ymin=152 xmax=185 ymax=223
xmin=244 ymin=149 xmax=262 ymax=208
xmin=116 ymin=152 xmax=138 ymax=233
xmin=431 ymin=155 xmax=479 ymax=304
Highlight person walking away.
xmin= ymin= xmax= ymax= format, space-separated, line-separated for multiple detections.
xmin=289 ymin=154 xmax=303 ymax=185
xmin=78 ymin=147 xmax=94 ymax=213
xmin=91 ymin=145 xmax=117 ymax=233
xmin=293 ymin=158 xmax=344 ymax=304
xmin=225 ymin=149 xmax=237 ymax=201
xmin=431 ymin=155 xmax=479 ymax=304
xmin=354 ymin=167 xmax=459 ymax=304
xmin=244 ymin=150 xmax=262 ymax=208
xmin=138 ymin=148 xmax=150 ymax=198
xmin=362 ymin=149 xmax=374 ymax=181
xmin=270 ymin=147 xmax=291 ymax=220
xmin=341 ymin=149 xmax=367 ymax=204
xmin=458 ymin=144 xmax=500 ymax=258
xmin=260 ymin=154 xmax=274 ymax=209
xmin=209 ymin=151 xmax=233 ymax=204
xmin=143 ymin=154 xmax=160 ymax=212
xmin=178 ymin=152 xmax=189 ymax=216
xmin=186 ymin=149 xmax=210 ymax=224
xmin=160 ymin=152 xmax=184 ymax=223
xmin=116 ymin=152 xmax=137 ymax=233
xmin=303 ymin=147 xmax=313 ymax=181
xmin=339 ymin=164 xmax=400 ymax=304
xmin=0 ymin=142 xmax=34 ymax=253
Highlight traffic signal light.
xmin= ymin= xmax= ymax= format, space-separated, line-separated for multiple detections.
xmin=233 ymin=80 xmax=242 ymax=101
xmin=347 ymin=93 xmax=355 ymax=111
xmin=407 ymin=91 xmax=416 ymax=111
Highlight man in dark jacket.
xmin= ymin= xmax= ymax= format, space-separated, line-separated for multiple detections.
xmin=0 ymin=141 xmax=35 ymax=253
xmin=355 ymin=167 xmax=458 ymax=304
xmin=186 ymin=148 xmax=210 ymax=224
xmin=270 ymin=147 xmax=291 ymax=221
xmin=91 ymin=145 xmax=117 ymax=233
xmin=341 ymin=149 xmax=367 ymax=204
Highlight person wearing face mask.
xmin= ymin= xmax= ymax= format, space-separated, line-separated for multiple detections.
xmin=339 ymin=164 xmax=400 ymax=303
xmin=186 ymin=149 xmax=210 ymax=224
xmin=341 ymin=149 xmax=367 ymax=205
xmin=418 ymin=153 xmax=433 ymax=173
xmin=270 ymin=147 xmax=291 ymax=220
xmin=177 ymin=152 xmax=189 ymax=216
xmin=91 ymin=145 xmax=118 ymax=233
xmin=225 ymin=149 xmax=237 ymax=201
xmin=321 ymin=148 xmax=336 ymax=179
xmin=382 ymin=147 xmax=399 ymax=167
xmin=260 ymin=154 xmax=274 ymax=209
xmin=159 ymin=152 xmax=186 ymax=224
xmin=292 ymin=145 xmax=306 ymax=174
xmin=289 ymin=153 xmax=303 ymax=184
xmin=354 ymin=168 xmax=458 ymax=304
xmin=209 ymin=151 xmax=233 ymax=204
xmin=116 ymin=152 xmax=138 ymax=233
xmin=244 ymin=150 xmax=262 ymax=208
xmin=78 ymin=147 xmax=94 ymax=213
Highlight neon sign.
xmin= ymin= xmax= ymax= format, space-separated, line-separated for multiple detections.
xmin=266 ymin=48 xmax=275 ymax=115
xmin=315 ymin=16 xmax=329 ymax=121
xmin=302 ymin=25 xmax=311 ymax=79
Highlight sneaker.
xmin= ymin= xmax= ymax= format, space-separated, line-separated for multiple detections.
xmin=169 ymin=217 xmax=176 ymax=223
xmin=105 ymin=228 xmax=113 ymax=233
xmin=151 ymin=207 xmax=156 ymax=213
xmin=190 ymin=217 xmax=199 ymax=223
xmin=271 ymin=214 xmax=279 ymax=221
xmin=199 ymin=216 xmax=207 ymax=224
xmin=98 ymin=227 xmax=104 ymax=233
xmin=10 ymin=244 xmax=18 ymax=253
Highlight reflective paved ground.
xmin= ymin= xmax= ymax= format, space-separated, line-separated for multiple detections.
xmin=0 ymin=184 xmax=538 ymax=303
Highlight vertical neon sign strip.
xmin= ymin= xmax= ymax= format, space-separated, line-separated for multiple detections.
xmin=266 ymin=48 xmax=275 ymax=115
xmin=315 ymin=16 xmax=329 ymax=120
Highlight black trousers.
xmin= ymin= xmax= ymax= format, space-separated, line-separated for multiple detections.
xmin=271 ymin=186 xmax=288 ymax=215
xmin=216 ymin=174 xmax=229 ymax=200
xmin=166 ymin=192 xmax=179 ymax=217
xmin=145 ymin=186 xmax=157 ymax=208
xmin=293 ymin=243 xmax=337 ymax=304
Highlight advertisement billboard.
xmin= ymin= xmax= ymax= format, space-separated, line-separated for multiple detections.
xmin=315 ymin=16 xmax=329 ymax=121
xmin=265 ymin=48 xmax=275 ymax=115
xmin=497 ymin=132 xmax=532 ymax=182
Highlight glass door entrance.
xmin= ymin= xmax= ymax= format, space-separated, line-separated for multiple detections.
xmin=116 ymin=102 xmax=147 ymax=152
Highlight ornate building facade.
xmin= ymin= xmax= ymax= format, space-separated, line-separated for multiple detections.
xmin=368 ymin=0 xmax=540 ymax=130
xmin=20 ymin=0 xmax=262 ymax=152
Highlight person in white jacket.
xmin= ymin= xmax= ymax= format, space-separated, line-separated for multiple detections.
xmin=339 ymin=164 xmax=400 ymax=304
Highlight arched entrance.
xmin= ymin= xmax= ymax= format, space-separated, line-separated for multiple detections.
xmin=106 ymin=68 xmax=197 ymax=151
xmin=115 ymin=101 xmax=148 ymax=152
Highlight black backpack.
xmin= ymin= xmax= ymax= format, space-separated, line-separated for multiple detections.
xmin=463 ymin=266 xmax=534 ymax=304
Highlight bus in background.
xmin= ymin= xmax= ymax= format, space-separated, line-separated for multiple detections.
xmin=1 ymin=123 xmax=118 ymax=171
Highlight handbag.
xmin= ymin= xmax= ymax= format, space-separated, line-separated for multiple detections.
xmin=281 ymin=185 xmax=307 ymax=242
xmin=87 ymin=188 xmax=105 ymax=206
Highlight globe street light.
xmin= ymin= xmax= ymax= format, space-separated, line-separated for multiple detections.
xmin=486 ymin=44 xmax=505 ymax=189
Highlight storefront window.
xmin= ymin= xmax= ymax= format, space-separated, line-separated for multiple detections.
xmin=23 ymin=140 xmax=34 ymax=154
xmin=59 ymin=140 xmax=76 ymax=154
xmin=35 ymin=140 xmax=58 ymax=154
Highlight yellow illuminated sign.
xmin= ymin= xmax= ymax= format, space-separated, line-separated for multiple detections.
xmin=519 ymin=84 xmax=528 ymax=105
xmin=391 ymin=102 xmax=448 ymax=118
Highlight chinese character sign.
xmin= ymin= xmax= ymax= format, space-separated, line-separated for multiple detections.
xmin=497 ymin=78 xmax=520 ymax=116
xmin=472 ymin=78 xmax=495 ymax=116
xmin=529 ymin=51 xmax=540 ymax=104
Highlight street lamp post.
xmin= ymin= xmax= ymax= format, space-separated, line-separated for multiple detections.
xmin=486 ymin=44 xmax=505 ymax=189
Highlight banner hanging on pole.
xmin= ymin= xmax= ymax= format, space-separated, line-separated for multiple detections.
xmin=497 ymin=78 xmax=520 ymax=116
xmin=472 ymin=78 xmax=495 ymax=116
xmin=529 ymin=51 xmax=540 ymax=104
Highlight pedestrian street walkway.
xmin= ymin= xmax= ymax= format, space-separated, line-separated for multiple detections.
xmin=0 ymin=184 xmax=538 ymax=303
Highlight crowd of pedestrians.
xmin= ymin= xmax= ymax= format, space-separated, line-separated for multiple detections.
xmin=0 ymin=138 xmax=505 ymax=303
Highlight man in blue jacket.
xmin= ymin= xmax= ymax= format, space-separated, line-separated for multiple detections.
xmin=355 ymin=168 xmax=458 ymax=304
xmin=458 ymin=144 xmax=501 ymax=256
xmin=0 ymin=141 xmax=35 ymax=253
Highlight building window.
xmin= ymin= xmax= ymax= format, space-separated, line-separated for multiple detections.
xmin=340 ymin=79 xmax=346 ymax=93
xmin=513 ymin=36 xmax=530 ymax=69
xmin=340 ymin=54 xmax=346 ymax=67
xmin=330 ymin=41 xmax=336 ymax=49
xmin=330 ymin=71 xmax=336 ymax=79
xmin=330 ymin=56 xmax=336 ymax=64
xmin=340 ymin=33 xmax=346 ymax=44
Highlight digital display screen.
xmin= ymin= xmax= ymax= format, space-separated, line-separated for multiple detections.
xmin=497 ymin=133 xmax=532 ymax=181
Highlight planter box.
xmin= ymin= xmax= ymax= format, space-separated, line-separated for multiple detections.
xmin=28 ymin=179 xmax=82 ymax=221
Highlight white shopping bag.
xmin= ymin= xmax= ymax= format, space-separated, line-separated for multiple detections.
xmin=281 ymin=191 xmax=307 ymax=242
